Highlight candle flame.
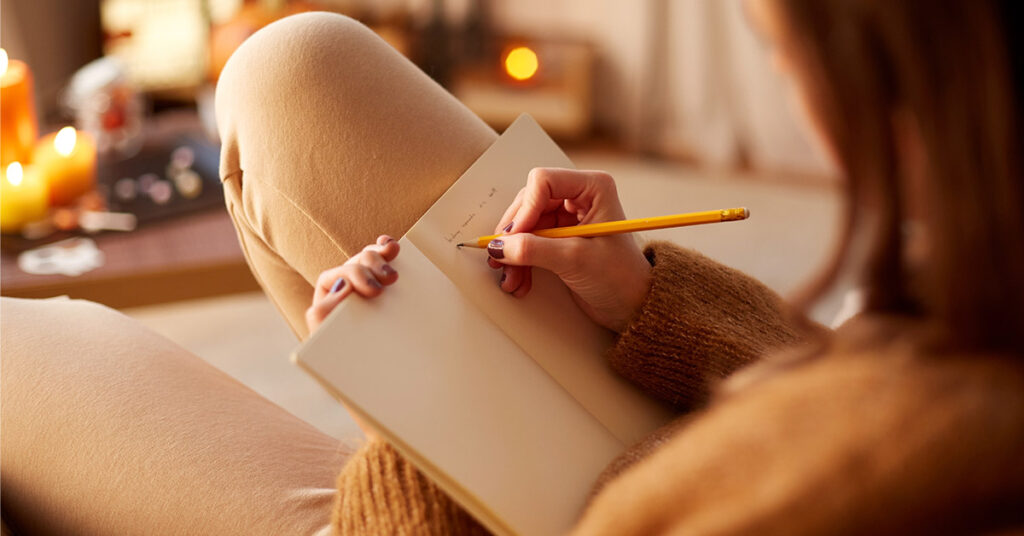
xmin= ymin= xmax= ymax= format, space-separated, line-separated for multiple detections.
xmin=505 ymin=46 xmax=539 ymax=81
xmin=55 ymin=126 xmax=77 ymax=157
xmin=0 ymin=49 xmax=8 ymax=76
xmin=6 ymin=162 xmax=23 ymax=187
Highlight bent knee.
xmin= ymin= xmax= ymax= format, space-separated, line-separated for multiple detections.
xmin=214 ymin=12 xmax=386 ymax=137
xmin=213 ymin=11 xmax=411 ymax=200
xmin=218 ymin=12 xmax=379 ymax=84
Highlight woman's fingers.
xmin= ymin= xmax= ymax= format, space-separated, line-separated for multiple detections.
xmin=306 ymin=260 xmax=394 ymax=333
xmin=488 ymin=169 xmax=604 ymax=274
xmin=305 ymin=277 xmax=353 ymax=331
xmin=368 ymin=235 xmax=401 ymax=261
xmin=497 ymin=264 xmax=533 ymax=297
xmin=513 ymin=266 xmax=533 ymax=298
xmin=313 ymin=240 xmax=400 ymax=301
xmin=495 ymin=169 xmax=599 ymax=234
xmin=313 ymin=265 xmax=349 ymax=302
xmin=486 ymin=233 xmax=582 ymax=274
xmin=512 ymin=168 xmax=607 ymax=231
xmin=347 ymin=263 xmax=387 ymax=297
xmin=357 ymin=249 xmax=399 ymax=284
xmin=494 ymin=189 xmax=525 ymax=233
xmin=502 ymin=196 xmax=563 ymax=232
xmin=535 ymin=208 xmax=581 ymax=231
xmin=499 ymin=265 xmax=523 ymax=294
xmin=485 ymin=168 xmax=651 ymax=330
xmin=306 ymin=235 xmax=403 ymax=334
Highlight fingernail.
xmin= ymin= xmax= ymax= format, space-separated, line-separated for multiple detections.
xmin=487 ymin=239 xmax=504 ymax=259
xmin=330 ymin=277 xmax=346 ymax=293
xmin=368 ymin=278 xmax=383 ymax=289
xmin=499 ymin=272 xmax=507 ymax=286
xmin=502 ymin=221 xmax=514 ymax=233
xmin=381 ymin=264 xmax=396 ymax=277
xmin=385 ymin=236 xmax=396 ymax=244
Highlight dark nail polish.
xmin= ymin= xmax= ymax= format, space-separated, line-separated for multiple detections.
xmin=499 ymin=272 xmax=507 ymax=286
xmin=381 ymin=264 xmax=396 ymax=277
xmin=368 ymin=278 xmax=383 ymax=289
xmin=487 ymin=239 xmax=505 ymax=259
xmin=502 ymin=221 xmax=514 ymax=233
xmin=330 ymin=277 xmax=346 ymax=293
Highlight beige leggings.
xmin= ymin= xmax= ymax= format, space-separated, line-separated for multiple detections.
xmin=1 ymin=12 xmax=496 ymax=535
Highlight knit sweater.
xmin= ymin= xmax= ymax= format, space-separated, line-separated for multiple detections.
xmin=330 ymin=242 xmax=1024 ymax=535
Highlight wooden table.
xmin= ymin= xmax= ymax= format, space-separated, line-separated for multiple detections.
xmin=1 ymin=208 xmax=260 ymax=309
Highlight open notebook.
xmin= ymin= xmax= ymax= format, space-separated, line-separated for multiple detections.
xmin=293 ymin=114 xmax=674 ymax=536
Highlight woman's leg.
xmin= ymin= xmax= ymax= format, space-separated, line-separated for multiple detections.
xmin=0 ymin=13 xmax=496 ymax=534
xmin=0 ymin=297 xmax=344 ymax=535
xmin=215 ymin=12 xmax=498 ymax=338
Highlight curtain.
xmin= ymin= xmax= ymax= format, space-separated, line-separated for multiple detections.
xmin=412 ymin=0 xmax=835 ymax=178
xmin=648 ymin=0 xmax=833 ymax=176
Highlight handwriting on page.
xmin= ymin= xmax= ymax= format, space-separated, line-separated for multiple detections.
xmin=444 ymin=187 xmax=499 ymax=243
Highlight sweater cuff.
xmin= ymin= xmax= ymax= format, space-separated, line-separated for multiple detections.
xmin=607 ymin=241 xmax=813 ymax=411
xmin=332 ymin=439 xmax=489 ymax=535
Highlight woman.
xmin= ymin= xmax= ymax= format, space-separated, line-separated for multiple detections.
xmin=2 ymin=1 xmax=1022 ymax=534
xmin=298 ymin=0 xmax=1024 ymax=533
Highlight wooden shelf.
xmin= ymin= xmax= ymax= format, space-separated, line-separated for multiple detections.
xmin=1 ymin=209 xmax=260 ymax=309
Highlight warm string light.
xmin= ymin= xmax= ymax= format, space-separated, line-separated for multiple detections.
xmin=6 ymin=162 xmax=23 ymax=187
xmin=55 ymin=126 xmax=77 ymax=157
xmin=505 ymin=46 xmax=539 ymax=81
xmin=0 ymin=48 xmax=8 ymax=76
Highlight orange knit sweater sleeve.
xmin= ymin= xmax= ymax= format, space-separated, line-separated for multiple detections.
xmin=332 ymin=440 xmax=489 ymax=535
xmin=330 ymin=242 xmax=818 ymax=535
xmin=607 ymin=241 xmax=817 ymax=411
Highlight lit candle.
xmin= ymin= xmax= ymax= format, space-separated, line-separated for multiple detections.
xmin=504 ymin=46 xmax=540 ymax=82
xmin=0 ymin=49 xmax=40 ymax=166
xmin=1 ymin=162 xmax=49 ymax=233
xmin=33 ymin=126 xmax=98 ymax=206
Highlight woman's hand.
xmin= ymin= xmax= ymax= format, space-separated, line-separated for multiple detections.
xmin=488 ymin=168 xmax=652 ymax=332
xmin=306 ymin=234 xmax=400 ymax=441
xmin=305 ymin=234 xmax=400 ymax=334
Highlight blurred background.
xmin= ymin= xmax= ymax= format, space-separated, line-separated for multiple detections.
xmin=1 ymin=0 xmax=835 ymax=169
xmin=1 ymin=0 xmax=842 ymax=438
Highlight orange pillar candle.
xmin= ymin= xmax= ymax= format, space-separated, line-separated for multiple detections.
xmin=33 ymin=126 xmax=97 ymax=206
xmin=0 ymin=49 xmax=40 ymax=166
xmin=0 ymin=162 xmax=49 ymax=233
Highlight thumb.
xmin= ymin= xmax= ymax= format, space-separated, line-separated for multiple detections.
xmin=489 ymin=234 xmax=583 ymax=274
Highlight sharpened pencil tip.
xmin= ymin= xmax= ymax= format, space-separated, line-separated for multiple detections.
xmin=456 ymin=243 xmax=465 ymax=248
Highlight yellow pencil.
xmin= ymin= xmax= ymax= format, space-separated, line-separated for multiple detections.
xmin=456 ymin=207 xmax=749 ymax=248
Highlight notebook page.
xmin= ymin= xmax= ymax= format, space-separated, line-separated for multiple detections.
xmin=407 ymin=114 xmax=673 ymax=445
xmin=294 ymin=240 xmax=624 ymax=536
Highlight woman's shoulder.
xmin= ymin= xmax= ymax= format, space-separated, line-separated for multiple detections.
xmin=736 ymin=327 xmax=1024 ymax=432
xmin=725 ymin=311 xmax=1024 ymax=400
xmin=581 ymin=333 xmax=1024 ymax=535
xmin=829 ymin=314 xmax=1024 ymax=404
xmin=805 ymin=338 xmax=1024 ymax=418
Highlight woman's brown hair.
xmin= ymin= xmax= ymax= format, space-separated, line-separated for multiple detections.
xmin=775 ymin=0 xmax=1024 ymax=355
